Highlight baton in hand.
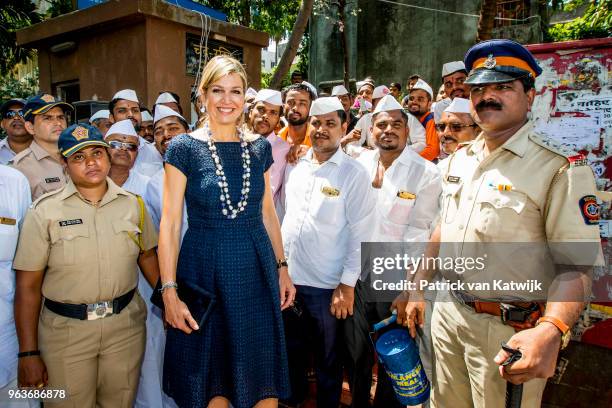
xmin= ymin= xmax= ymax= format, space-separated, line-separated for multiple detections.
xmin=501 ymin=342 xmax=523 ymax=408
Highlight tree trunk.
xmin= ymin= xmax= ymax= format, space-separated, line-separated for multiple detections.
xmin=477 ymin=0 xmax=498 ymax=41
xmin=239 ymin=0 xmax=251 ymax=27
xmin=270 ymin=0 xmax=315 ymax=90
xmin=338 ymin=0 xmax=350 ymax=91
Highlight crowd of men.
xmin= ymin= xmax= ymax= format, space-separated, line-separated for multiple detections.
xmin=0 ymin=38 xmax=603 ymax=408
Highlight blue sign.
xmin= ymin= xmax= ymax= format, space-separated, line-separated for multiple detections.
xmin=77 ymin=0 xmax=227 ymax=21
xmin=77 ymin=0 xmax=106 ymax=10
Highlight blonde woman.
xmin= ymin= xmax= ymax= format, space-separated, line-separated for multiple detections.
xmin=158 ymin=56 xmax=295 ymax=408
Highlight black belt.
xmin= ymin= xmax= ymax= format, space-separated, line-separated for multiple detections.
xmin=44 ymin=288 xmax=136 ymax=320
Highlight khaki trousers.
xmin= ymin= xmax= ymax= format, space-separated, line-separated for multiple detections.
xmin=430 ymin=294 xmax=547 ymax=408
xmin=39 ymin=294 xmax=146 ymax=408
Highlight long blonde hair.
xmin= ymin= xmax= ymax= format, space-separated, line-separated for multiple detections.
xmin=196 ymin=55 xmax=248 ymax=131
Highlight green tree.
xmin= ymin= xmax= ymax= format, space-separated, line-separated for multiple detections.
xmin=547 ymin=0 xmax=611 ymax=41
xmin=0 ymin=0 xmax=42 ymax=76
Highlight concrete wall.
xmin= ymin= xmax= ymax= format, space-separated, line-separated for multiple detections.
xmin=310 ymin=0 xmax=481 ymax=93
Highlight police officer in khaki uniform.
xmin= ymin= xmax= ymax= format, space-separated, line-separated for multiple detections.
xmin=13 ymin=124 xmax=160 ymax=408
xmin=400 ymin=40 xmax=603 ymax=407
xmin=10 ymin=94 xmax=74 ymax=201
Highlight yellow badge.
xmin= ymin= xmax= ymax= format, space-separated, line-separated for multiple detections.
xmin=0 ymin=217 xmax=17 ymax=225
xmin=41 ymin=94 xmax=55 ymax=103
xmin=72 ymin=126 xmax=89 ymax=141
xmin=397 ymin=190 xmax=416 ymax=200
xmin=322 ymin=186 xmax=340 ymax=197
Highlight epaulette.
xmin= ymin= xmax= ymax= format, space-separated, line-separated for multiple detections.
xmin=30 ymin=188 xmax=63 ymax=209
xmin=528 ymin=133 xmax=578 ymax=161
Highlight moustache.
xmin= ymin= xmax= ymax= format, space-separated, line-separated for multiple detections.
xmin=476 ymin=100 xmax=503 ymax=111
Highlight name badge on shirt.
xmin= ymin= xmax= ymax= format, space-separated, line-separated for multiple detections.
xmin=0 ymin=217 xmax=16 ymax=225
xmin=397 ymin=190 xmax=416 ymax=200
xmin=321 ymin=186 xmax=340 ymax=197
xmin=45 ymin=177 xmax=61 ymax=183
xmin=59 ymin=219 xmax=83 ymax=227
xmin=446 ymin=175 xmax=461 ymax=183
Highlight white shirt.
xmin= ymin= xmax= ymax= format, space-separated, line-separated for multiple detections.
xmin=357 ymin=147 xmax=442 ymax=243
xmin=0 ymin=165 xmax=31 ymax=387
xmin=122 ymin=168 xmax=150 ymax=197
xmin=348 ymin=112 xmax=426 ymax=157
xmin=282 ymin=148 xmax=375 ymax=289
xmin=0 ymin=139 xmax=16 ymax=165
xmin=143 ymin=168 xmax=188 ymax=238
xmin=133 ymin=139 xmax=163 ymax=177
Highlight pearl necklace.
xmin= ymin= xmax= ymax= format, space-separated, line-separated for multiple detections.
xmin=205 ymin=126 xmax=251 ymax=219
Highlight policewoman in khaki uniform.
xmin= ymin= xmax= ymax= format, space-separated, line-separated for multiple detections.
xmin=13 ymin=124 xmax=160 ymax=408
xmin=401 ymin=40 xmax=603 ymax=408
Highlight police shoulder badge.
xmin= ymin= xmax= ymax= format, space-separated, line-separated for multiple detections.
xmin=579 ymin=195 xmax=599 ymax=225
xmin=41 ymin=94 xmax=55 ymax=103
xmin=397 ymin=190 xmax=416 ymax=200
xmin=72 ymin=126 xmax=89 ymax=141
xmin=484 ymin=54 xmax=496 ymax=69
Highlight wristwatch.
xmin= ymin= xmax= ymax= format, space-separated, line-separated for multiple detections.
xmin=276 ymin=258 xmax=289 ymax=269
xmin=537 ymin=316 xmax=571 ymax=350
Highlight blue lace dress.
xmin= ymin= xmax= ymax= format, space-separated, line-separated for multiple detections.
xmin=162 ymin=132 xmax=290 ymax=408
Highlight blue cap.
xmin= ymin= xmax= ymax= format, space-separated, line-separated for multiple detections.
xmin=23 ymin=93 xmax=74 ymax=122
xmin=464 ymin=39 xmax=542 ymax=85
xmin=58 ymin=124 xmax=109 ymax=158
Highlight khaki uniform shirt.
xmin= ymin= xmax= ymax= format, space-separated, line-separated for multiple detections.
xmin=437 ymin=121 xmax=602 ymax=300
xmin=13 ymin=178 xmax=158 ymax=304
xmin=10 ymin=141 xmax=68 ymax=201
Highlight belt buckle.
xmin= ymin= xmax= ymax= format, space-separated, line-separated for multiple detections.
xmin=500 ymin=303 xmax=533 ymax=324
xmin=86 ymin=301 xmax=114 ymax=320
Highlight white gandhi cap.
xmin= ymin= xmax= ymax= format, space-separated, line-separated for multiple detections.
xmin=154 ymin=104 xmax=186 ymax=124
xmin=155 ymin=92 xmax=178 ymax=105
xmin=254 ymin=89 xmax=282 ymax=106
xmin=141 ymin=111 xmax=153 ymax=122
xmin=410 ymin=79 xmax=433 ymax=99
xmin=372 ymin=85 xmax=390 ymax=100
xmin=309 ymin=97 xmax=344 ymax=116
xmin=105 ymin=119 xmax=139 ymax=139
xmin=441 ymin=61 xmax=466 ymax=78
xmin=331 ymin=85 xmax=349 ymax=96
xmin=112 ymin=89 xmax=139 ymax=103
xmin=89 ymin=109 xmax=109 ymax=123
xmin=373 ymin=94 xmax=404 ymax=115
xmin=443 ymin=97 xmax=472 ymax=114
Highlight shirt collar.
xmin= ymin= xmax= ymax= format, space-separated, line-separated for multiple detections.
xmin=57 ymin=177 xmax=129 ymax=205
xmin=29 ymin=140 xmax=52 ymax=160
xmin=468 ymin=120 xmax=532 ymax=159
xmin=303 ymin=146 xmax=345 ymax=166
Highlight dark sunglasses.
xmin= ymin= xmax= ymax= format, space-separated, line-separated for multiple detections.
xmin=435 ymin=123 xmax=476 ymax=133
xmin=108 ymin=140 xmax=138 ymax=151
xmin=3 ymin=110 xmax=24 ymax=119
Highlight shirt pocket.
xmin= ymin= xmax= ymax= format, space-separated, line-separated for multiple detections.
xmin=442 ymin=182 xmax=463 ymax=224
xmin=49 ymin=224 xmax=90 ymax=265
xmin=475 ymin=189 xmax=528 ymax=237
xmin=386 ymin=196 xmax=416 ymax=225
xmin=0 ymin=223 xmax=19 ymax=261
xmin=313 ymin=196 xmax=344 ymax=225
xmin=112 ymin=219 xmax=142 ymax=257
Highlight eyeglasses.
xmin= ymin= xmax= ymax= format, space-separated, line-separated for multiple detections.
xmin=435 ymin=123 xmax=476 ymax=133
xmin=108 ymin=140 xmax=138 ymax=151
xmin=3 ymin=110 xmax=24 ymax=119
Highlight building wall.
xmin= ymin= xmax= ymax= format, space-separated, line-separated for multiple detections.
xmin=310 ymin=0 xmax=481 ymax=93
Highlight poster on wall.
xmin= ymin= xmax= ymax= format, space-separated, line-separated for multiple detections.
xmin=186 ymin=33 xmax=243 ymax=76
